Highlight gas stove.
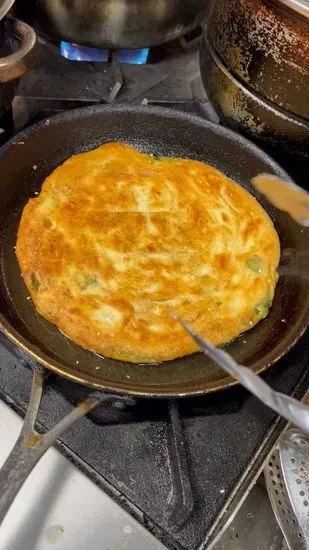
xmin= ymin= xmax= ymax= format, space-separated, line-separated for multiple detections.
xmin=0 ymin=37 xmax=308 ymax=550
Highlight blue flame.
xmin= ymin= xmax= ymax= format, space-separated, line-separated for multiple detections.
xmin=60 ymin=42 xmax=149 ymax=64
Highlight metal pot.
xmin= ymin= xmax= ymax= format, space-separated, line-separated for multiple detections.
xmin=0 ymin=16 xmax=37 ymax=118
xmin=0 ymin=0 xmax=15 ymax=21
xmin=200 ymin=0 xmax=309 ymax=155
xmin=15 ymin=0 xmax=208 ymax=50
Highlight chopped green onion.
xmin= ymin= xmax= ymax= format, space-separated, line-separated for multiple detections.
xmin=86 ymin=277 xmax=99 ymax=287
xmin=78 ymin=275 xmax=100 ymax=290
xmin=254 ymin=296 xmax=272 ymax=317
xmin=148 ymin=155 xmax=162 ymax=163
xmin=149 ymin=155 xmax=172 ymax=163
xmin=31 ymin=272 xmax=40 ymax=291
xmin=246 ymin=255 xmax=263 ymax=274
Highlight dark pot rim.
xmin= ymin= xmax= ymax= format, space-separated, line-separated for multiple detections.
xmin=0 ymin=0 xmax=15 ymax=22
xmin=273 ymin=0 xmax=309 ymax=19
xmin=0 ymin=17 xmax=37 ymax=83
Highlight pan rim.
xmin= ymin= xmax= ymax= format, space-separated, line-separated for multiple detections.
xmin=0 ymin=103 xmax=296 ymax=183
xmin=0 ymin=103 xmax=308 ymax=397
xmin=1 ymin=319 xmax=309 ymax=397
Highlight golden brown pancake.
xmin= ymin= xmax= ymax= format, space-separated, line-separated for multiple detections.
xmin=16 ymin=142 xmax=280 ymax=363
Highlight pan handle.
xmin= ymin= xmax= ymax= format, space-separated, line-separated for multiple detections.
xmin=0 ymin=364 xmax=104 ymax=525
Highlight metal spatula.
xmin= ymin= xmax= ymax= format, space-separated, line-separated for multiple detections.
xmin=172 ymin=314 xmax=309 ymax=435
xmin=252 ymin=174 xmax=309 ymax=279
xmin=251 ymin=174 xmax=309 ymax=227
xmin=265 ymin=429 xmax=309 ymax=549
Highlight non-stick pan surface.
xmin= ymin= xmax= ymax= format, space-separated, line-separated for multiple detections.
xmin=0 ymin=105 xmax=308 ymax=397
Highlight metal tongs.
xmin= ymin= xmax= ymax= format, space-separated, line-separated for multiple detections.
xmin=173 ymin=315 xmax=309 ymax=435
xmin=172 ymin=174 xmax=309 ymax=433
xmin=253 ymin=174 xmax=309 ymax=279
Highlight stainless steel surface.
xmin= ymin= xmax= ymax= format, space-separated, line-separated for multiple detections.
xmin=176 ymin=317 xmax=309 ymax=435
xmin=16 ymin=0 xmax=207 ymax=49
xmin=276 ymin=0 xmax=309 ymax=18
xmin=0 ymin=0 xmax=15 ymax=21
xmin=212 ymin=483 xmax=286 ymax=550
xmin=265 ymin=429 xmax=309 ymax=549
xmin=0 ymin=18 xmax=37 ymax=82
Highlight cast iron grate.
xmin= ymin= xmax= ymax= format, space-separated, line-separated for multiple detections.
xmin=1 ymin=331 xmax=309 ymax=550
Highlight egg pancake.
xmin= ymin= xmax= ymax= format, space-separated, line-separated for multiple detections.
xmin=16 ymin=142 xmax=280 ymax=363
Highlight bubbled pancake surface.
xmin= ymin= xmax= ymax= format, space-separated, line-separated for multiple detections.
xmin=16 ymin=142 xmax=280 ymax=363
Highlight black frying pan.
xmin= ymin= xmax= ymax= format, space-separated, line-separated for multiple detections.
xmin=0 ymin=104 xmax=309 ymax=397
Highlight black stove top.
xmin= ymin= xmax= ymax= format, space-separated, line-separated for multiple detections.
xmin=1 ymin=332 xmax=309 ymax=550
xmin=0 ymin=39 xmax=308 ymax=550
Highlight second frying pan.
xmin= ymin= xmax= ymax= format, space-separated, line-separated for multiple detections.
xmin=0 ymin=104 xmax=308 ymax=397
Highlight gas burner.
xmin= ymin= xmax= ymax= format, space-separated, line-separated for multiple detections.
xmin=35 ymin=28 xmax=202 ymax=102
xmin=16 ymin=27 xmax=204 ymax=106
xmin=60 ymin=41 xmax=150 ymax=65
xmin=39 ymin=26 xmax=202 ymax=63
xmin=12 ymin=34 xmax=206 ymax=130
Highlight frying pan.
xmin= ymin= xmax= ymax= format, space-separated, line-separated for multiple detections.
xmin=0 ymin=105 xmax=308 ymax=521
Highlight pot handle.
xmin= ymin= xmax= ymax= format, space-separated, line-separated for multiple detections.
xmin=0 ymin=361 xmax=135 ymax=525
xmin=0 ymin=18 xmax=37 ymax=83
xmin=0 ymin=365 xmax=102 ymax=525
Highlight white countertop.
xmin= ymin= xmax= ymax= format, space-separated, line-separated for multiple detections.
xmin=0 ymin=400 xmax=166 ymax=550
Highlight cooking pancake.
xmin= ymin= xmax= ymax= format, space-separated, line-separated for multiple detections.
xmin=16 ymin=142 xmax=280 ymax=363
